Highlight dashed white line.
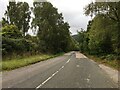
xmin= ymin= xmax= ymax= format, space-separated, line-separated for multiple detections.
xmin=36 ymin=76 xmax=52 ymax=89
xmin=61 ymin=66 xmax=64 ymax=68
xmin=53 ymin=71 xmax=59 ymax=77
xmin=66 ymin=59 xmax=70 ymax=63
xmin=76 ymin=65 xmax=80 ymax=67
xmin=58 ymin=67 xmax=62 ymax=71
xmin=52 ymin=73 xmax=55 ymax=77
xmin=36 ymin=58 xmax=71 ymax=89
xmin=86 ymin=78 xmax=90 ymax=83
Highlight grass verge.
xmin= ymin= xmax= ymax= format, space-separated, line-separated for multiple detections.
xmin=85 ymin=53 xmax=119 ymax=70
xmin=1 ymin=53 xmax=64 ymax=71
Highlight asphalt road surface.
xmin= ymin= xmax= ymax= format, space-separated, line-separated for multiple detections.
xmin=2 ymin=52 xmax=118 ymax=88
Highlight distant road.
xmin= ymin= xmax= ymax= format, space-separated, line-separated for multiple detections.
xmin=2 ymin=52 xmax=118 ymax=88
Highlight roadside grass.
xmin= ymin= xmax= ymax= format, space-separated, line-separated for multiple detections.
xmin=0 ymin=53 xmax=64 ymax=71
xmin=85 ymin=54 xmax=119 ymax=70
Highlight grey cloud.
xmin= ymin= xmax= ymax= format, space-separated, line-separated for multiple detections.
xmin=0 ymin=0 xmax=92 ymax=35
xmin=62 ymin=11 xmax=91 ymax=35
xmin=0 ymin=0 xmax=8 ymax=20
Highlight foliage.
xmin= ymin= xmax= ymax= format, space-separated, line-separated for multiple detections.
xmin=2 ymin=37 xmax=40 ymax=59
xmin=77 ymin=29 xmax=89 ymax=53
xmin=85 ymin=54 xmax=118 ymax=69
xmin=4 ymin=2 xmax=31 ymax=36
xmin=2 ymin=24 xmax=22 ymax=38
xmin=84 ymin=1 xmax=120 ymax=55
xmin=88 ymin=14 xmax=114 ymax=54
xmin=84 ymin=2 xmax=120 ymax=22
xmin=76 ymin=2 xmax=120 ymax=62
xmin=32 ymin=2 xmax=74 ymax=53
xmin=2 ymin=1 xmax=76 ymax=60
xmin=2 ymin=18 xmax=9 ymax=27
xmin=1 ymin=54 xmax=58 ymax=71
xmin=2 ymin=24 xmax=39 ymax=58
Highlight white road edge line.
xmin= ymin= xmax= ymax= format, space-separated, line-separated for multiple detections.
xmin=36 ymin=58 xmax=71 ymax=89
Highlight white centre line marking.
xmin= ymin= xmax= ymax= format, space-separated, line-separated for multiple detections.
xmin=76 ymin=65 xmax=80 ymax=67
xmin=37 ymin=76 xmax=52 ymax=88
xmin=86 ymin=78 xmax=90 ymax=83
xmin=66 ymin=59 xmax=70 ymax=64
xmin=61 ymin=66 xmax=64 ymax=68
xmin=36 ymin=58 xmax=71 ymax=89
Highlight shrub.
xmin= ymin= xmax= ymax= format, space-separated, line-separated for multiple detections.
xmin=105 ymin=54 xmax=116 ymax=60
xmin=2 ymin=37 xmax=39 ymax=59
xmin=2 ymin=24 xmax=22 ymax=38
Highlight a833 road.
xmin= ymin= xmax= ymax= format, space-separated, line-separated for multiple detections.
xmin=2 ymin=52 xmax=118 ymax=89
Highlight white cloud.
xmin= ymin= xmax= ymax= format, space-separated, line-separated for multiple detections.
xmin=48 ymin=0 xmax=92 ymax=35
xmin=0 ymin=0 xmax=8 ymax=20
xmin=0 ymin=0 xmax=92 ymax=35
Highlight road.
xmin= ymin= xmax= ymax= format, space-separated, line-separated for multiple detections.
xmin=2 ymin=52 xmax=118 ymax=89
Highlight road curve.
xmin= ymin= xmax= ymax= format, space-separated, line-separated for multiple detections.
xmin=2 ymin=52 xmax=118 ymax=88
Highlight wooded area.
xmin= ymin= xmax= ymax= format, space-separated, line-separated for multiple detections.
xmin=74 ymin=2 xmax=120 ymax=61
xmin=1 ymin=1 xmax=78 ymax=60
xmin=1 ymin=1 xmax=120 ymax=64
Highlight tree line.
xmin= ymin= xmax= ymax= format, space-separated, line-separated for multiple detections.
xmin=2 ymin=1 xmax=78 ymax=59
xmin=75 ymin=2 xmax=120 ymax=60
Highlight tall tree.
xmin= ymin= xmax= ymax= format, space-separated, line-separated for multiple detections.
xmin=4 ymin=1 xmax=31 ymax=37
xmin=84 ymin=1 xmax=120 ymax=55
xmin=88 ymin=14 xmax=114 ymax=54
xmin=84 ymin=2 xmax=120 ymax=22
xmin=77 ymin=28 xmax=89 ymax=53
xmin=32 ymin=2 xmax=72 ymax=53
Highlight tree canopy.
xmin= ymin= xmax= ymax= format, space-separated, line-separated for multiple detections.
xmin=2 ymin=1 xmax=77 ymax=59
xmin=4 ymin=2 xmax=31 ymax=37
xmin=32 ymin=2 xmax=74 ymax=53
xmin=73 ymin=2 xmax=120 ymax=60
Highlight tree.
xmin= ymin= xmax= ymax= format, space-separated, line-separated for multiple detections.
xmin=84 ymin=1 xmax=120 ymax=55
xmin=86 ymin=20 xmax=93 ymax=33
xmin=4 ymin=1 xmax=31 ymax=37
xmin=32 ymin=2 xmax=72 ymax=53
xmin=84 ymin=2 xmax=120 ymax=22
xmin=17 ymin=2 xmax=31 ymax=36
xmin=2 ymin=24 xmax=22 ymax=39
xmin=2 ymin=18 xmax=9 ymax=27
xmin=88 ymin=14 xmax=113 ymax=54
xmin=77 ymin=29 xmax=89 ymax=53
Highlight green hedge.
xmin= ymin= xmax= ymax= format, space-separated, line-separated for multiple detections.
xmin=2 ymin=37 xmax=39 ymax=59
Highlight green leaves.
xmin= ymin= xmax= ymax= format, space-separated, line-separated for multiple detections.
xmin=84 ymin=2 xmax=120 ymax=22
xmin=5 ymin=2 xmax=31 ymax=37
xmin=2 ymin=24 xmax=22 ymax=38
xmin=2 ymin=1 xmax=75 ymax=58
xmin=88 ymin=14 xmax=114 ymax=54
xmin=84 ymin=2 xmax=120 ymax=57
xmin=32 ymin=2 xmax=72 ymax=53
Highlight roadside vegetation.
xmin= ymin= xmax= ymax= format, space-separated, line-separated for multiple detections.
xmin=73 ymin=2 xmax=120 ymax=69
xmin=1 ymin=1 xmax=119 ymax=71
xmin=1 ymin=1 xmax=78 ymax=70
xmin=85 ymin=53 xmax=119 ymax=69
xmin=1 ymin=53 xmax=63 ymax=71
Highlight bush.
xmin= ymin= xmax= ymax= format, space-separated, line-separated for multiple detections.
xmin=100 ymin=56 xmax=106 ymax=60
xmin=2 ymin=37 xmax=39 ymax=59
xmin=1 ymin=24 xmax=42 ymax=60
xmin=105 ymin=54 xmax=116 ymax=60
xmin=2 ymin=24 xmax=22 ymax=38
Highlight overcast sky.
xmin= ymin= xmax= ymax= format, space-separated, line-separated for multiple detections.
xmin=0 ymin=0 xmax=92 ymax=35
